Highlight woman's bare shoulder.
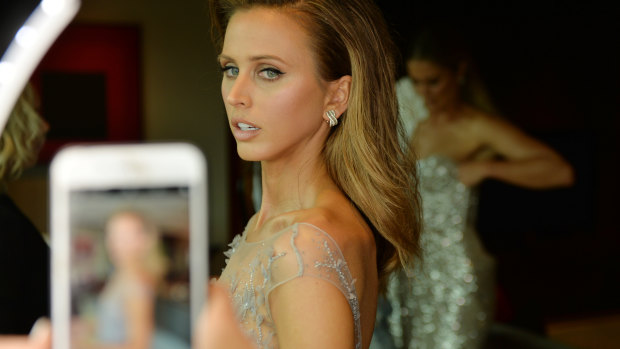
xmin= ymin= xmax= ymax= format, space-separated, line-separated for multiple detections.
xmin=462 ymin=106 xmax=513 ymax=136
xmin=295 ymin=195 xmax=375 ymax=270
xmin=462 ymin=105 xmax=499 ymax=124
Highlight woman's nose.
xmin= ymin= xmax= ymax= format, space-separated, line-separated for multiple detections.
xmin=225 ymin=75 xmax=252 ymax=107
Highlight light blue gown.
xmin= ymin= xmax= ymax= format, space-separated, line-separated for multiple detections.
xmin=220 ymin=222 xmax=362 ymax=349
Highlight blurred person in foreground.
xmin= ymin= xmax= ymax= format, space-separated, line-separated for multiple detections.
xmin=0 ymin=83 xmax=50 ymax=335
xmin=371 ymin=26 xmax=574 ymax=349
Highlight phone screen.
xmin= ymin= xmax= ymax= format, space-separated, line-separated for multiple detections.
xmin=68 ymin=187 xmax=192 ymax=349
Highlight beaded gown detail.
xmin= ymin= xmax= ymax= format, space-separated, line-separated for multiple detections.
xmin=219 ymin=222 xmax=362 ymax=349
xmin=373 ymin=78 xmax=495 ymax=349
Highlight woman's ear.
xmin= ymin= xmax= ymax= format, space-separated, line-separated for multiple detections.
xmin=324 ymin=75 xmax=352 ymax=120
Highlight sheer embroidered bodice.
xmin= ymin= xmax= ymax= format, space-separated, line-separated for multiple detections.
xmin=371 ymin=78 xmax=495 ymax=349
xmin=219 ymin=222 xmax=362 ymax=349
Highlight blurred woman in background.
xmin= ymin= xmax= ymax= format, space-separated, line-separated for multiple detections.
xmin=372 ymin=26 xmax=574 ymax=349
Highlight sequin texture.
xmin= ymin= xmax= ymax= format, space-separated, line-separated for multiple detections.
xmin=373 ymin=78 xmax=496 ymax=349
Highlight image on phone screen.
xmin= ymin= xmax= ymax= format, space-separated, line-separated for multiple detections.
xmin=68 ymin=187 xmax=191 ymax=349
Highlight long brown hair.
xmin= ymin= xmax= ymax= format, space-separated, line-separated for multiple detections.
xmin=210 ymin=0 xmax=421 ymax=289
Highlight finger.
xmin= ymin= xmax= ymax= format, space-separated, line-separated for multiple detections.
xmin=29 ymin=318 xmax=51 ymax=341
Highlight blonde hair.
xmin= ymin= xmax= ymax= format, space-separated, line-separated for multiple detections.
xmin=0 ymin=83 xmax=47 ymax=186
xmin=210 ymin=0 xmax=422 ymax=289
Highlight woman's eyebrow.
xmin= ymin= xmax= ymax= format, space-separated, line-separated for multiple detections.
xmin=218 ymin=53 xmax=287 ymax=65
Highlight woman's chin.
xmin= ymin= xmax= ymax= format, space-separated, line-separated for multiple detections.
xmin=236 ymin=148 xmax=262 ymax=162
xmin=237 ymin=140 xmax=277 ymax=162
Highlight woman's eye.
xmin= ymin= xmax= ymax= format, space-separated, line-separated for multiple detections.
xmin=221 ymin=66 xmax=239 ymax=78
xmin=259 ymin=68 xmax=283 ymax=80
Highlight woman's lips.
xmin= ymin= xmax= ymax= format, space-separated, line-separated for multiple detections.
xmin=231 ymin=120 xmax=261 ymax=141
xmin=238 ymin=122 xmax=259 ymax=131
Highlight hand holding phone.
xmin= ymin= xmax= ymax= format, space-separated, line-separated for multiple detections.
xmin=50 ymin=143 xmax=208 ymax=349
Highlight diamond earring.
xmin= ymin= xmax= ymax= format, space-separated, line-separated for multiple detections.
xmin=326 ymin=110 xmax=338 ymax=127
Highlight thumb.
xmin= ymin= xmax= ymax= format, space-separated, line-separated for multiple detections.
xmin=29 ymin=318 xmax=52 ymax=348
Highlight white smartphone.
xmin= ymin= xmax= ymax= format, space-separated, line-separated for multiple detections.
xmin=50 ymin=142 xmax=208 ymax=349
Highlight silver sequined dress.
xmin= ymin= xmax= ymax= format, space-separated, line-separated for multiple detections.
xmin=373 ymin=78 xmax=496 ymax=349
xmin=219 ymin=222 xmax=362 ymax=349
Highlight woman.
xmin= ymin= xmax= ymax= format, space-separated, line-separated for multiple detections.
xmin=209 ymin=0 xmax=421 ymax=348
xmin=373 ymin=27 xmax=575 ymax=349
xmin=97 ymin=211 xmax=167 ymax=348
xmin=72 ymin=211 xmax=168 ymax=349
xmin=0 ymin=83 xmax=50 ymax=335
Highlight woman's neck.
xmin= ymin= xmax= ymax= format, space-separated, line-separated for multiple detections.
xmin=116 ymin=262 xmax=158 ymax=286
xmin=429 ymin=97 xmax=465 ymax=122
xmin=254 ymin=154 xmax=333 ymax=229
